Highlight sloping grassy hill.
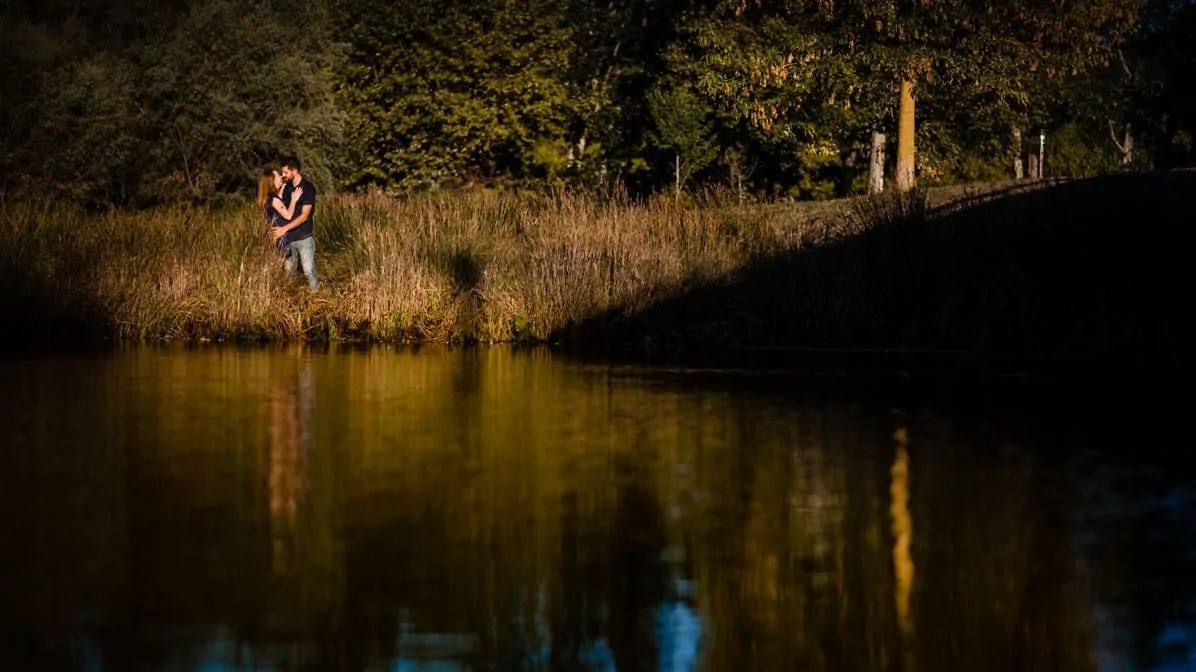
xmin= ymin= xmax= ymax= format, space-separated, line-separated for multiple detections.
xmin=558 ymin=172 xmax=1195 ymax=368
xmin=3 ymin=173 xmax=1191 ymax=371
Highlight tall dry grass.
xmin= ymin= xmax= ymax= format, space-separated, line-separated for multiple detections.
xmin=0 ymin=189 xmax=854 ymax=343
xmin=9 ymin=175 xmax=1184 ymax=360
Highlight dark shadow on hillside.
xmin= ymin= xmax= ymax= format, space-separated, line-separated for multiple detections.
xmin=553 ymin=172 xmax=1196 ymax=375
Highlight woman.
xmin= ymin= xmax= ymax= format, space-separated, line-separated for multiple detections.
xmin=256 ymin=169 xmax=304 ymax=259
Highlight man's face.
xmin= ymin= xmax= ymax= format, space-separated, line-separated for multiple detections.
xmin=281 ymin=166 xmax=296 ymax=184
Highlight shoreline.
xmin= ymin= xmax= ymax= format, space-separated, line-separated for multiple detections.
xmin=3 ymin=174 xmax=1191 ymax=373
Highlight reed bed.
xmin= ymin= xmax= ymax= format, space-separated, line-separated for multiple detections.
xmin=8 ymin=174 xmax=1183 ymax=362
xmin=0 ymin=189 xmax=847 ymax=344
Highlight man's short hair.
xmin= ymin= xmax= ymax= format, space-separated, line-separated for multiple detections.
xmin=281 ymin=156 xmax=302 ymax=172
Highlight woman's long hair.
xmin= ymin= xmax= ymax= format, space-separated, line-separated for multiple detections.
xmin=256 ymin=170 xmax=276 ymax=211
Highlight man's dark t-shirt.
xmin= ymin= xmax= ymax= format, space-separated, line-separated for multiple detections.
xmin=278 ymin=182 xmax=295 ymax=245
xmin=289 ymin=178 xmax=316 ymax=242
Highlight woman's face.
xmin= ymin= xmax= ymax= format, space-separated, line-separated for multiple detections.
xmin=272 ymin=171 xmax=283 ymax=190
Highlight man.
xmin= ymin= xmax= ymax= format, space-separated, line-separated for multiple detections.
xmin=272 ymin=156 xmax=319 ymax=292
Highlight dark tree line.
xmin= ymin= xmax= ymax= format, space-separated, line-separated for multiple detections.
xmin=3 ymin=0 xmax=1196 ymax=207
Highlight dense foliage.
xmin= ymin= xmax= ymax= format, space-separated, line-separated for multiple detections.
xmin=3 ymin=0 xmax=1196 ymax=205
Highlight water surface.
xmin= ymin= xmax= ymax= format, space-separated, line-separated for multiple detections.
xmin=1 ymin=346 xmax=1193 ymax=671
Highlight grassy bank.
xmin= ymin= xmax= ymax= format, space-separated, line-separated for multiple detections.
xmin=562 ymin=172 xmax=1195 ymax=364
xmin=2 ymin=175 xmax=1190 ymax=362
xmin=0 ymin=188 xmax=825 ymax=344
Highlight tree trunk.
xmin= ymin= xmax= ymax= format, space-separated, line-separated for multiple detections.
xmin=1038 ymin=132 xmax=1046 ymax=180
xmin=1013 ymin=128 xmax=1024 ymax=180
xmin=1122 ymin=123 xmax=1134 ymax=167
xmin=1028 ymin=154 xmax=1039 ymax=181
xmin=675 ymin=153 xmax=681 ymax=202
xmin=1108 ymin=120 xmax=1134 ymax=170
xmin=868 ymin=131 xmax=886 ymax=195
xmin=573 ymin=133 xmax=587 ymax=169
xmin=838 ymin=144 xmax=859 ymax=196
xmin=895 ymin=79 xmax=916 ymax=192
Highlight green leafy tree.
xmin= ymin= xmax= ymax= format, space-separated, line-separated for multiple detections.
xmin=1055 ymin=0 xmax=1196 ymax=173
xmin=0 ymin=14 xmax=71 ymax=196
xmin=3 ymin=0 xmax=345 ymax=206
xmin=137 ymin=0 xmax=345 ymax=201
xmin=1 ymin=0 xmax=1184 ymax=204
xmin=27 ymin=54 xmax=145 ymax=204
xmin=665 ymin=9 xmax=874 ymax=196
xmin=647 ymin=84 xmax=719 ymax=192
xmin=678 ymin=0 xmax=1141 ymax=191
xmin=560 ymin=0 xmax=701 ymax=187
xmin=337 ymin=0 xmax=574 ymax=192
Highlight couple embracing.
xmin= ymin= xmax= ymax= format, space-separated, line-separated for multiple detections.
xmin=257 ymin=156 xmax=319 ymax=292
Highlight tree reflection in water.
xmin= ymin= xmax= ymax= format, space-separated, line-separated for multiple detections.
xmin=268 ymin=357 xmax=312 ymax=577
xmin=891 ymin=423 xmax=915 ymax=672
xmin=0 ymin=346 xmax=1193 ymax=671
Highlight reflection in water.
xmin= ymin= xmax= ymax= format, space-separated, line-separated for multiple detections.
xmin=267 ymin=358 xmax=312 ymax=576
xmin=890 ymin=424 xmax=915 ymax=670
xmin=0 ymin=346 xmax=1193 ymax=671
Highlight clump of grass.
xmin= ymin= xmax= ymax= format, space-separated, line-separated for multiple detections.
xmin=849 ymin=187 xmax=928 ymax=234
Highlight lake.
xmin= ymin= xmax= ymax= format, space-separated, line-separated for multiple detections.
xmin=1 ymin=345 xmax=1193 ymax=671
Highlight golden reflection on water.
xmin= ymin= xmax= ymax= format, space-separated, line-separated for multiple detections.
xmin=890 ymin=424 xmax=915 ymax=671
xmin=267 ymin=358 xmax=315 ymax=577
xmin=1 ymin=345 xmax=1194 ymax=671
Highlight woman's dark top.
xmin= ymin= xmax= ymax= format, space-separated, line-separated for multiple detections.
xmin=265 ymin=196 xmax=291 ymax=255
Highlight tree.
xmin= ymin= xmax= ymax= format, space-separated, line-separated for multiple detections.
xmin=680 ymin=0 xmax=1141 ymax=191
xmin=0 ymin=13 xmax=69 ymax=197
xmin=137 ymin=0 xmax=345 ymax=200
xmin=2 ymin=0 xmax=346 ymax=206
xmin=647 ymin=84 xmax=718 ymax=194
xmin=1062 ymin=0 xmax=1196 ymax=172
xmin=560 ymin=0 xmax=703 ymax=187
xmin=337 ymin=0 xmax=574 ymax=192
xmin=0 ymin=0 xmax=1170 ymax=204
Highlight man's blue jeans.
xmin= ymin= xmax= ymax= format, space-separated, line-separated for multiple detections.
xmin=284 ymin=236 xmax=318 ymax=291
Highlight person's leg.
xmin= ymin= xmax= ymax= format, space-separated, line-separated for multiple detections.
xmin=292 ymin=237 xmax=318 ymax=292
xmin=283 ymin=245 xmax=299 ymax=276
